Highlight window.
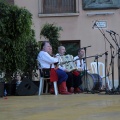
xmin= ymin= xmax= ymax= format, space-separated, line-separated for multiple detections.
xmin=38 ymin=0 xmax=79 ymax=16
xmin=43 ymin=0 xmax=76 ymax=13
xmin=60 ymin=40 xmax=80 ymax=56
xmin=6 ymin=0 xmax=14 ymax=5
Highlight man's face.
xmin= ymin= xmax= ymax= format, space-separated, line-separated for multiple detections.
xmin=59 ymin=46 xmax=66 ymax=55
xmin=15 ymin=74 xmax=21 ymax=81
xmin=48 ymin=46 xmax=52 ymax=55
xmin=78 ymin=49 xmax=85 ymax=58
xmin=43 ymin=42 xmax=52 ymax=53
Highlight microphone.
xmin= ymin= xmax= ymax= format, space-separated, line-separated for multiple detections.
xmin=94 ymin=54 xmax=103 ymax=62
xmin=106 ymin=30 xmax=112 ymax=34
xmin=94 ymin=55 xmax=98 ymax=62
xmin=110 ymin=30 xmax=118 ymax=35
xmin=92 ymin=20 xmax=99 ymax=29
xmin=81 ymin=45 xmax=91 ymax=50
xmin=92 ymin=22 xmax=97 ymax=29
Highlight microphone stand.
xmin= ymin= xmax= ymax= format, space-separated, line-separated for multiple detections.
xmin=109 ymin=33 xmax=120 ymax=94
xmin=82 ymin=46 xmax=91 ymax=93
xmin=94 ymin=55 xmax=100 ymax=93
xmin=93 ymin=22 xmax=115 ymax=94
xmin=82 ymin=53 xmax=103 ymax=93
xmin=118 ymin=47 xmax=120 ymax=93
xmin=110 ymin=45 xmax=115 ymax=93
xmin=110 ymin=32 xmax=120 ymax=93
xmin=104 ymin=51 xmax=109 ymax=93
xmin=94 ymin=52 xmax=108 ymax=93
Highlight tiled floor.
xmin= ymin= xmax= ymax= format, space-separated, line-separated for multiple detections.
xmin=0 ymin=92 xmax=120 ymax=120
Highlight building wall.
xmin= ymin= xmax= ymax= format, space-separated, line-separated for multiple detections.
xmin=14 ymin=0 xmax=120 ymax=83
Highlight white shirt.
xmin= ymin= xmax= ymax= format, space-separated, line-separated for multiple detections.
xmin=37 ymin=51 xmax=58 ymax=68
xmin=74 ymin=56 xmax=86 ymax=71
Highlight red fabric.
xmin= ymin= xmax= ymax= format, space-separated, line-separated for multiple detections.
xmin=58 ymin=82 xmax=71 ymax=95
xmin=50 ymin=68 xmax=58 ymax=82
xmin=72 ymin=71 xmax=80 ymax=76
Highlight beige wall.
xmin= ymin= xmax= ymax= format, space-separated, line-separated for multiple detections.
xmin=14 ymin=0 xmax=120 ymax=82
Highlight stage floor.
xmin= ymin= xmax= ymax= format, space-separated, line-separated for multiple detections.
xmin=0 ymin=93 xmax=120 ymax=120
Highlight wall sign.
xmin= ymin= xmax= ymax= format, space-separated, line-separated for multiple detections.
xmin=94 ymin=21 xmax=107 ymax=28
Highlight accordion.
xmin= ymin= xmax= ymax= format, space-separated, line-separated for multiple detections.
xmin=59 ymin=54 xmax=77 ymax=72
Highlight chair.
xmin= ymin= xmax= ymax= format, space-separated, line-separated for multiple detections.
xmin=37 ymin=61 xmax=58 ymax=95
xmin=90 ymin=62 xmax=111 ymax=90
xmin=91 ymin=62 xmax=105 ymax=78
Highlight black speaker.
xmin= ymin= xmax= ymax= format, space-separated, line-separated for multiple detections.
xmin=16 ymin=78 xmax=38 ymax=96
xmin=0 ymin=82 xmax=4 ymax=97
xmin=5 ymin=81 xmax=16 ymax=96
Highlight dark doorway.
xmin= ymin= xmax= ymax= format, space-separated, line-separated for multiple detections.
xmin=60 ymin=40 xmax=80 ymax=56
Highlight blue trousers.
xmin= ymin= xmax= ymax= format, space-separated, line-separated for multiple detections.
xmin=56 ymin=68 xmax=68 ymax=84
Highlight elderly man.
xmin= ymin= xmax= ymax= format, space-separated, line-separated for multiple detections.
xmin=56 ymin=45 xmax=82 ymax=93
xmin=74 ymin=48 xmax=86 ymax=72
xmin=37 ymin=41 xmax=71 ymax=95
